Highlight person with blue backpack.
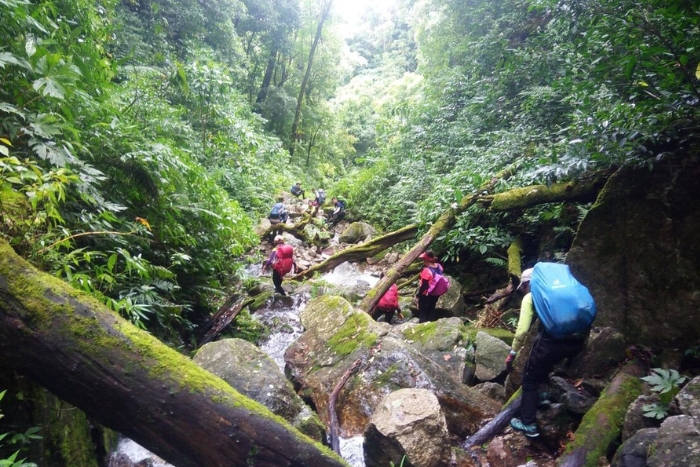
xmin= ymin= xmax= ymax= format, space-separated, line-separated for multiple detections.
xmin=508 ymin=263 xmax=596 ymax=438
xmin=413 ymin=250 xmax=450 ymax=323
xmin=268 ymin=200 xmax=288 ymax=240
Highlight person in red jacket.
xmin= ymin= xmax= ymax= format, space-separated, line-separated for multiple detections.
xmin=262 ymin=235 xmax=295 ymax=296
xmin=371 ymin=273 xmax=403 ymax=324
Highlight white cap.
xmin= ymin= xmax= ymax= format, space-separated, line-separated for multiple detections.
xmin=517 ymin=268 xmax=533 ymax=291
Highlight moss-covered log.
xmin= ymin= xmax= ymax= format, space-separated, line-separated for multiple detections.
xmin=557 ymin=359 xmax=646 ymax=467
xmin=0 ymin=241 xmax=349 ymax=467
xmin=479 ymin=174 xmax=609 ymax=211
xmin=290 ymin=224 xmax=419 ymax=280
xmin=507 ymin=238 xmax=524 ymax=280
xmin=260 ymin=214 xmax=317 ymax=244
xmin=358 ymin=165 xmax=518 ymax=313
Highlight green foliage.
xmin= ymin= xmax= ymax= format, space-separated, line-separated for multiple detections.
xmin=641 ymin=368 xmax=687 ymax=419
xmin=0 ymin=390 xmax=39 ymax=467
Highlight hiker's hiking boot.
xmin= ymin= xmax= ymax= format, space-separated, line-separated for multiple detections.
xmin=510 ymin=418 xmax=539 ymax=438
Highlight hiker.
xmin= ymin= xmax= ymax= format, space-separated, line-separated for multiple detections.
xmin=268 ymin=200 xmax=288 ymax=239
xmin=413 ymin=250 xmax=449 ymax=323
xmin=371 ymin=273 xmax=403 ymax=324
xmin=262 ymin=235 xmax=295 ymax=296
xmin=508 ymin=266 xmax=592 ymax=438
xmin=310 ymin=188 xmax=326 ymax=216
xmin=327 ymin=197 xmax=346 ymax=227
xmin=290 ymin=182 xmax=305 ymax=198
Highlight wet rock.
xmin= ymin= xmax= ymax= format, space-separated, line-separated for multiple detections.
xmin=567 ymin=156 xmax=700 ymax=349
xmin=485 ymin=436 xmax=516 ymax=467
xmin=254 ymin=218 xmax=272 ymax=236
xmin=565 ymin=327 xmax=627 ymax=379
xmin=385 ymin=252 xmax=400 ymax=264
xmin=396 ymin=318 xmax=470 ymax=384
xmin=473 ymin=382 xmax=505 ymax=402
xmin=193 ymin=338 xmax=325 ymax=441
xmin=474 ymin=331 xmax=511 ymax=382
xmin=549 ymin=376 xmax=597 ymax=414
xmin=612 ymin=427 xmax=658 ymax=467
xmin=285 ymin=296 xmax=500 ymax=438
xmin=338 ymin=222 xmax=376 ymax=244
xmin=646 ymin=415 xmax=700 ymax=467
xmin=436 ymin=275 xmax=466 ymax=317
xmin=622 ymin=394 xmax=662 ymax=441
xmin=536 ymin=402 xmax=575 ymax=445
xmin=364 ymin=389 xmax=450 ymax=467
xmin=675 ymin=375 xmax=700 ymax=421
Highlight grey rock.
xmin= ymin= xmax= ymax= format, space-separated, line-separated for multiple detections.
xmin=647 ymin=415 xmax=700 ymax=467
xmin=475 ymin=331 xmax=511 ymax=381
xmin=611 ymin=428 xmax=658 ymax=467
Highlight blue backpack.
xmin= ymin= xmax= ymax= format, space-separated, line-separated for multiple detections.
xmin=530 ymin=262 xmax=596 ymax=339
xmin=269 ymin=202 xmax=285 ymax=219
xmin=317 ymin=189 xmax=326 ymax=204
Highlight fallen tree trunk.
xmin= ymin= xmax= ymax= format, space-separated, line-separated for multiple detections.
xmin=479 ymin=174 xmax=609 ymax=211
xmin=358 ymin=165 xmax=518 ymax=313
xmin=328 ymin=359 xmax=362 ymax=455
xmin=260 ymin=214 xmax=316 ymax=244
xmin=0 ymin=241 xmax=349 ymax=467
xmin=200 ymin=297 xmax=253 ymax=346
xmin=557 ymin=359 xmax=646 ymax=467
xmin=290 ymin=224 xmax=418 ymax=281
xmin=462 ymin=390 xmax=522 ymax=451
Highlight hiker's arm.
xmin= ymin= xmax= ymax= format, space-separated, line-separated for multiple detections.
xmin=511 ymin=293 xmax=534 ymax=352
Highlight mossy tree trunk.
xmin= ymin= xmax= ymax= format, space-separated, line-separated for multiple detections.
xmin=478 ymin=173 xmax=609 ymax=211
xmin=0 ymin=241 xmax=349 ymax=467
xmin=358 ymin=165 xmax=519 ymax=313
xmin=290 ymin=224 xmax=418 ymax=280
xmin=261 ymin=213 xmax=317 ymax=244
xmin=557 ymin=359 xmax=646 ymax=467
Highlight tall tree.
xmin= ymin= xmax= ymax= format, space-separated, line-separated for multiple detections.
xmin=289 ymin=0 xmax=333 ymax=158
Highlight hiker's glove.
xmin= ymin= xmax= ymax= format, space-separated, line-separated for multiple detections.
xmin=505 ymin=351 xmax=517 ymax=372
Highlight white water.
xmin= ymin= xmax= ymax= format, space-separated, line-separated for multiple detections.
xmin=111 ymin=261 xmax=370 ymax=467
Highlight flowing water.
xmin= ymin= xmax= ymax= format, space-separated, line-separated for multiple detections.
xmin=110 ymin=261 xmax=374 ymax=467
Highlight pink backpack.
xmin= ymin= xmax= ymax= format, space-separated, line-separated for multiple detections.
xmin=426 ymin=265 xmax=450 ymax=296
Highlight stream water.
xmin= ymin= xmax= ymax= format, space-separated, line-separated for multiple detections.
xmin=110 ymin=261 xmax=377 ymax=467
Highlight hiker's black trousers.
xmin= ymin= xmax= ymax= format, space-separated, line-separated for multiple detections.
xmin=520 ymin=330 xmax=585 ymax=424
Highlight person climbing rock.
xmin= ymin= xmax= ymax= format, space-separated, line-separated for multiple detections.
xmin=327 ymin=197 xmax=346 ymax=227
xmin=262 ymin=236 xmax=295 ymax=296
xmin=413 ymin=250 xmax=449 ymax=323
xmin=290 ymin=182 xmax=305 ymax=198
xmin=268 ymin=200 xmax=288 ymax=240
xmin=508 ymin=267 xmax=592 ymax=438
xmin=371 ymin=273 xmax=403 ymax=324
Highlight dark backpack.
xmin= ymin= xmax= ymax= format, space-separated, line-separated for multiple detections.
xmin=269 ymin=202 xmax=285 ymax=219
xmin=530 ymin=262 xmax=596 ymax=339
xmin=426 ymin=265 xmax=450 ymax=296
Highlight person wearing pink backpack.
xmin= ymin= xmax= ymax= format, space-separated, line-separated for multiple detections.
xmin=371 ymin=272 xmax=403 ymax=324
xmin=413 ymin=250 xmax=450 ymax=323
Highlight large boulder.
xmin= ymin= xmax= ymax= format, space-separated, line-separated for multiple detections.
xmin=193 ymin=338 xmax=325 ymax=441
xmin=646 ymin=415 xmax=700 ymax=467
xmin=435 ymin=275 xmax=466 ymax=317
xmin=567 ymin=156 xmax=700 ymax=348
xmin=474 ymin=331 xmax=511 ymax=382
xmin=285 ymin=296 xmax=501 ymax=438
xmin=338 ymin=222 xmax=376 ymax=244
xmin=611 ymin=427 xmax=659 ymax=467
xmin=565 ymin=326 xmax=628 ymax=379
xmin=363 ymin=389 xmax=451 ymax=467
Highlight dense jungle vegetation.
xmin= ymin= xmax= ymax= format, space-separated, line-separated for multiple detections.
xmin=1 ymin=0 xmax=698 ymax=347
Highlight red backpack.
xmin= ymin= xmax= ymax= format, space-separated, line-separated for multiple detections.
xmin=377 ymin=284 xmax=399 ymax=310
xmin=273 ymin=244 xmax=294 ymax=275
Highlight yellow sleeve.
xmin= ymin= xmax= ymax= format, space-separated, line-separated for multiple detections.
xmin=512 ymin=292 xmax=534 ymax=352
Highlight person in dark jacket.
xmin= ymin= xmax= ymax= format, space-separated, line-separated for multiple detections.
xmin=290 ymin=182 xmax=305 ymax=198
xmin=328 ymin=197 xmax=346 ymax=227
xmin=268 ymin=201 xmax=288 ymax=240
xmin=262 ymin=236 xmax=295 ymax=295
